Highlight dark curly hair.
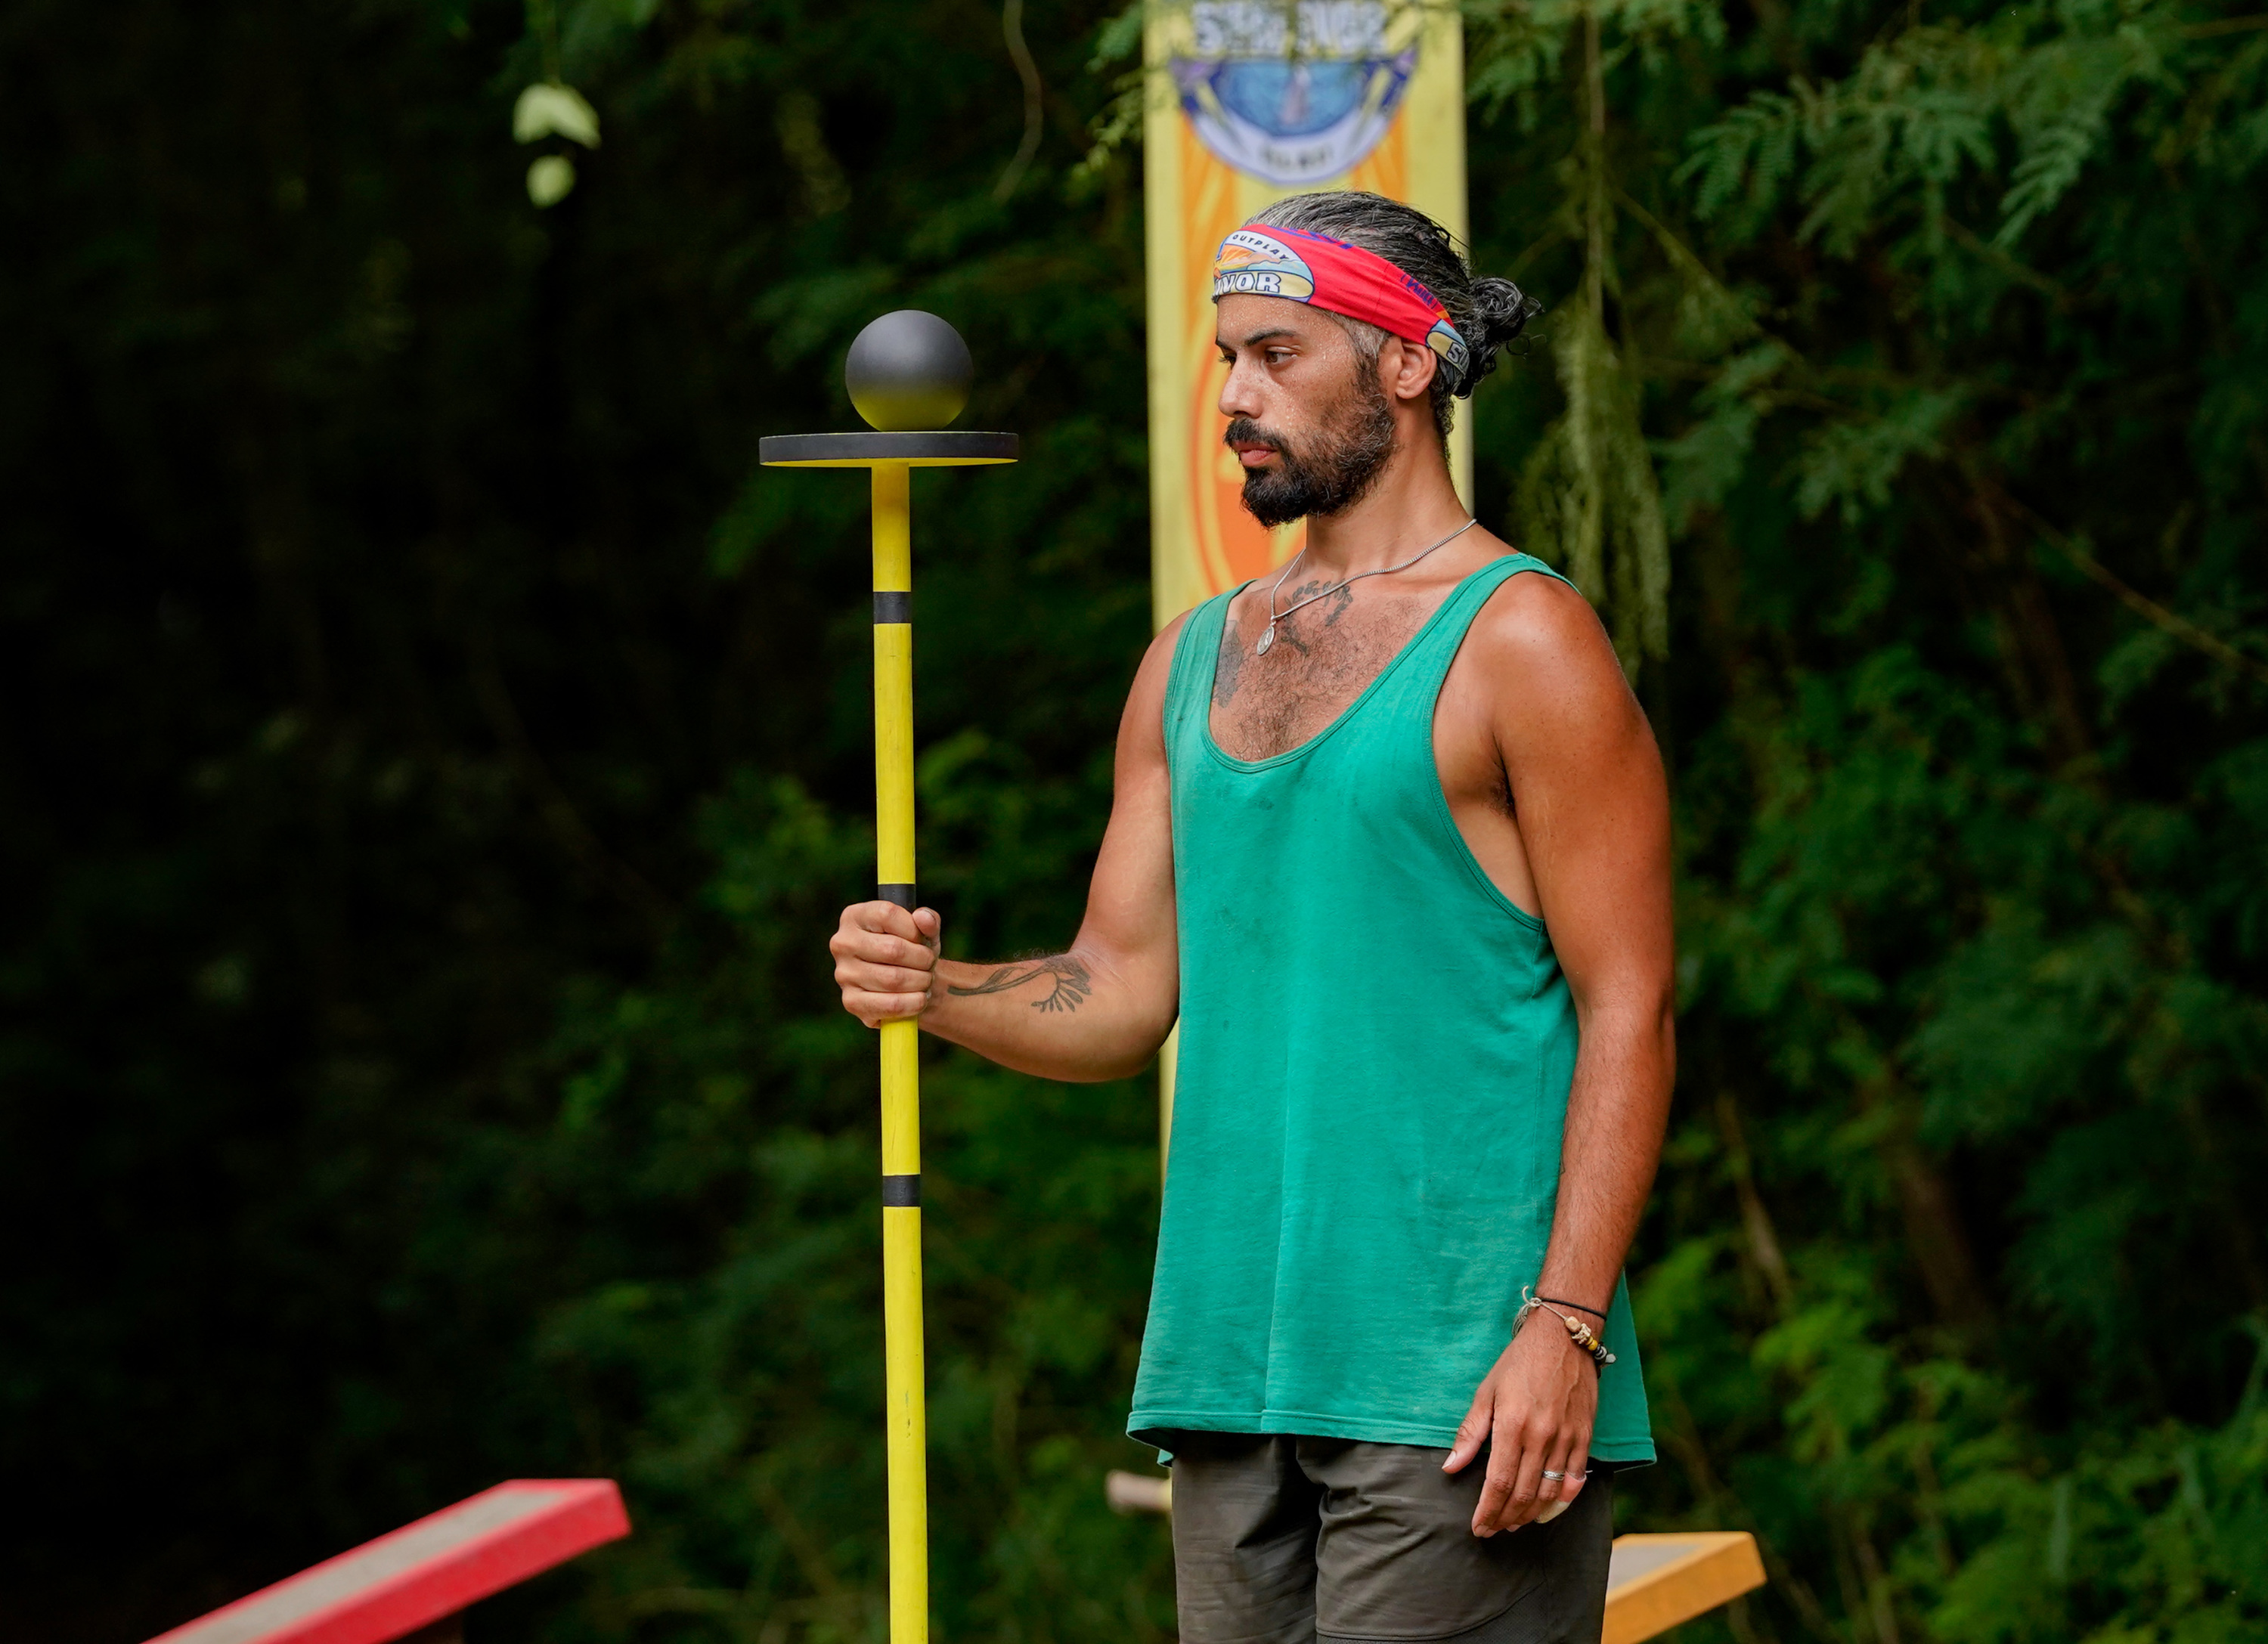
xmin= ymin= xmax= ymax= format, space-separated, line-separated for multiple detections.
xmin=1244 ymin=190 xmax=1541 ymax=444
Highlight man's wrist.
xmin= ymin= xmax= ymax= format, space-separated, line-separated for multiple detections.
xmin=1517 ymin=1290 xmax=1617 ymax=1370
xmin=1515 ymin=1302 xmax=1573 ymax=1345
xmin=1534 ymin=1292 xmax=1609 ymax=1321
xmin=1514 ymin=1309 xmax=1600 ymax=1376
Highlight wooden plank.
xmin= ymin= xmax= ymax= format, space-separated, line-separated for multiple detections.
xmin=144 ymin=1479 xmax=631 ymax=1644
xmin=1603 ymin=1532 xmax=1767 ymax=1644
xmin=1104 ymin=1470 xmax=1173 ymax=1514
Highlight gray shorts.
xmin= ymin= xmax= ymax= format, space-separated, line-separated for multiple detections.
xmin=1167 ymin=1433 xmax=1615 ymax=1644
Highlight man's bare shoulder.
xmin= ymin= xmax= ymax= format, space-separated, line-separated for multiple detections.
xmin=1151 ymin=608 xmax=1195 ymax=655
xmin=1459 ymin=562 xmax=1659 ymax=786
xmin=1464 ymin=564 xmax=1622 ymax=686
xmin=1132 ymin=611 xmax=1194 ymax=692
xmin=1117 ymin=610 xmax=1196 ymax=751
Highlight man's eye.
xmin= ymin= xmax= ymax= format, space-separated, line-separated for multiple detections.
xmin=1266 ymin=349 xmax=1294 ymax=365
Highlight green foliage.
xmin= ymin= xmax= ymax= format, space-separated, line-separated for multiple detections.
xmin=1461 ymin=0 xmax=2268 ymax=1635
xmin=526 ymin=774 xmax=1172 ymax=1642
xmin=1518 ymin=303 xmax=1674 ymax=669
xmin=2 ymin=0 xmax=2264 ymax=1642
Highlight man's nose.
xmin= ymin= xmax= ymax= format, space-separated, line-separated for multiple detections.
xmin=1217 ymin=356 xmax=1264 ymax=420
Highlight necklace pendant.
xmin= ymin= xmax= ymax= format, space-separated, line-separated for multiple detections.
xmin=1256 ymin=624 xmax=1275 ymax=656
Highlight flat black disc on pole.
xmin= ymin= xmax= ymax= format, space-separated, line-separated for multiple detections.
xmin=759 ymin=431 xmax=1018 ymax=467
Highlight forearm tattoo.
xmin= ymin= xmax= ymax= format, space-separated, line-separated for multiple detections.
xmin=947 ymin=954 xmax=1093 ymax=1014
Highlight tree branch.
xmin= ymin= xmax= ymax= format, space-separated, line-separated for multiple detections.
xmin=2006 ymin=497 xmax=2268 ymax=686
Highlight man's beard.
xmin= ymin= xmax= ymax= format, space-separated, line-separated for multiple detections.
xmin=1228 ymin=361 xmax=1398 ymax=528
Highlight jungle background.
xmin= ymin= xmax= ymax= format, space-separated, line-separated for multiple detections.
xmin=5 ymin=0 xmax=2266 ymax=1638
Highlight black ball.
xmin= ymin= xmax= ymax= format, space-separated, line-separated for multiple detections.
xmin=844 ymin=311 xmax=973 ymax=432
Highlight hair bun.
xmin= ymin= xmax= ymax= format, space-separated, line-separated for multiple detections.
xmin=1456 ymin=276 xmax=1544 ymax=398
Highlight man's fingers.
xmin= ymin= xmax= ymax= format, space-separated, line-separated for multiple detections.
xmin=1535 ymin=1458 xmax=1564 ymax=1506
xmin=843 ymin=900 xmax=928 ymax=943
xmin=833 ymin=903 xmax=940 ymax=1026
xmin=1473 ymin=1406 xmax=1535 ymax=1537
xmin=1545 ymin=1382 xmax=1596 ymax=1513
xmin=1535 ymin=1429 xmax=1586 ymax=1520
xmin=1551 ymin=1465 xmax=1588 ymax=1510
xmin=1537 ymin=1410 xmax=1588 ymax=1502
xmin=1443 ymin=1400 xmax=1493 ymax=1475
xmin=842 ymin=987 xmax=928 ymax=1023
xmin=837 ymin=961 xmax=934 ymax=996
xmin=850 ymin=901 xmax=919 ymax=939
xmin=1470 ymin=1452 xmax=1516 ymax=1538
xmin=830 ymin=940 xmax=929 ymax=979
xmin=1492 ymin=1413 xmax=1555 ymax=1533
xmin=832 ymin=933 xmax=936 ymax=974
xmin=832 ymin=927 xmax=936 ymax=971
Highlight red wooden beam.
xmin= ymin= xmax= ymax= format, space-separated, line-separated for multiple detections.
xmin=145 ymin=1479 xmax=631 ymax=1644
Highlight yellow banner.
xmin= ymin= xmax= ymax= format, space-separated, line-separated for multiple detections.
xmin=1142 ymin=1 xmax=1470 ymax=1150
xmin=1144 ymin=0 xmax=1470 ymax=631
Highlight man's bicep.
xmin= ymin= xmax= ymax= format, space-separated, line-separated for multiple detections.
xmin=1489 ymin=588 xmax=1672 ymax=1003
xmin=1077 ymin=620 xmax=1183 ymax=979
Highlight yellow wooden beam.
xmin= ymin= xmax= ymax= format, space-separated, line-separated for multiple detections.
xmin=1601 ymin=1532 xmax=1767 ymax=1644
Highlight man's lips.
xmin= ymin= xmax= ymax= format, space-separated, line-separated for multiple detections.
xmin=1230 ymin=440 xmax=1280 ymax=469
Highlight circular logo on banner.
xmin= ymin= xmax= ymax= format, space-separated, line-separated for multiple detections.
xmin=1172 ymin=2 xmax=1418 ymax=187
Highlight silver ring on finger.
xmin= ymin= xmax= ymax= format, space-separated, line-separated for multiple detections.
xmin=1541 ymin=1470 xmax=1566 ymax=1481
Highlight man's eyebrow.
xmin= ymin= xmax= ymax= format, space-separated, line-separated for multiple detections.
xmin=1218 ymin=327 xmax=1300 ymax=350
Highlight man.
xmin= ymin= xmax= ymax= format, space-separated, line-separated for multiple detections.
xmin=831 ymin=190 xmax=1674 ymax=1644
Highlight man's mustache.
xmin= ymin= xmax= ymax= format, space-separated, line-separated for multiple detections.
xmin=1224 ymin=419 xmax=1286 ymax=453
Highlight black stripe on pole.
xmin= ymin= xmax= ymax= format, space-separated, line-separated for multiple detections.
xmin=875 ymin=883 xmax=917 ymax=909
xmin=872 ymin=590 xmax=912 ymax=624
xmin=881 ymin=1174 xmax=921 ymax=1207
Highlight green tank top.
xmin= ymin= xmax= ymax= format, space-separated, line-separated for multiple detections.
xmin=1129 ymin=554 xmax=1653 ymax=1463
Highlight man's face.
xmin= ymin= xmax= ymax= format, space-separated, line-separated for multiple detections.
xmin=1215 ymin=294 xmax=1397 ymax=528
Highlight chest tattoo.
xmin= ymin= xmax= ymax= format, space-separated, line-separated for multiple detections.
xmin=1210 ymin=587 xmax=1429 ymax=760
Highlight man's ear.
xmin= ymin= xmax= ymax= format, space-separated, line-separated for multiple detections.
xmin=1380 ymin=335 xmax=1439 ymax=406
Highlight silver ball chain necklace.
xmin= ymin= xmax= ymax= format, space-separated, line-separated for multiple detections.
xmin=1253 ymin=516 xmax=1479 ymax=656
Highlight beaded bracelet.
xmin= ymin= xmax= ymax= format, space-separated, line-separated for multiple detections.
xmin=1538 ymin=1294 xmax=1607 ymax=1321
xmin=1517 ymin=1286 xmax=1616 ymax=1367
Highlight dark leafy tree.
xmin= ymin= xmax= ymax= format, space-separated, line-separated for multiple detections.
xmin=2 ymin=0 xmax=2261 ymax=1640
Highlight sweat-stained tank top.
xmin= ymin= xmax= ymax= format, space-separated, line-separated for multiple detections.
xmin=1127 ymin=553 xmax=1654 ymax=1463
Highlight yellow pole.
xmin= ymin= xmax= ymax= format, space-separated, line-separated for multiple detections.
xmin=869 ymin=461 xmax=928 ymax=1644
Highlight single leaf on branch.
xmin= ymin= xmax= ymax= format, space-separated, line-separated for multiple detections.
xmin=514 ymin=81 xmax=601 ymax=147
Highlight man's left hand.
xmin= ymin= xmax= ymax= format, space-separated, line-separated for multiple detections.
xmin=1441 ymin=1308 xmax=1597 ymax=1536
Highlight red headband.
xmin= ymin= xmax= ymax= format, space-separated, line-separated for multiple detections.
xmin=1213 ymin=224 xmax=1471 ymax=390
